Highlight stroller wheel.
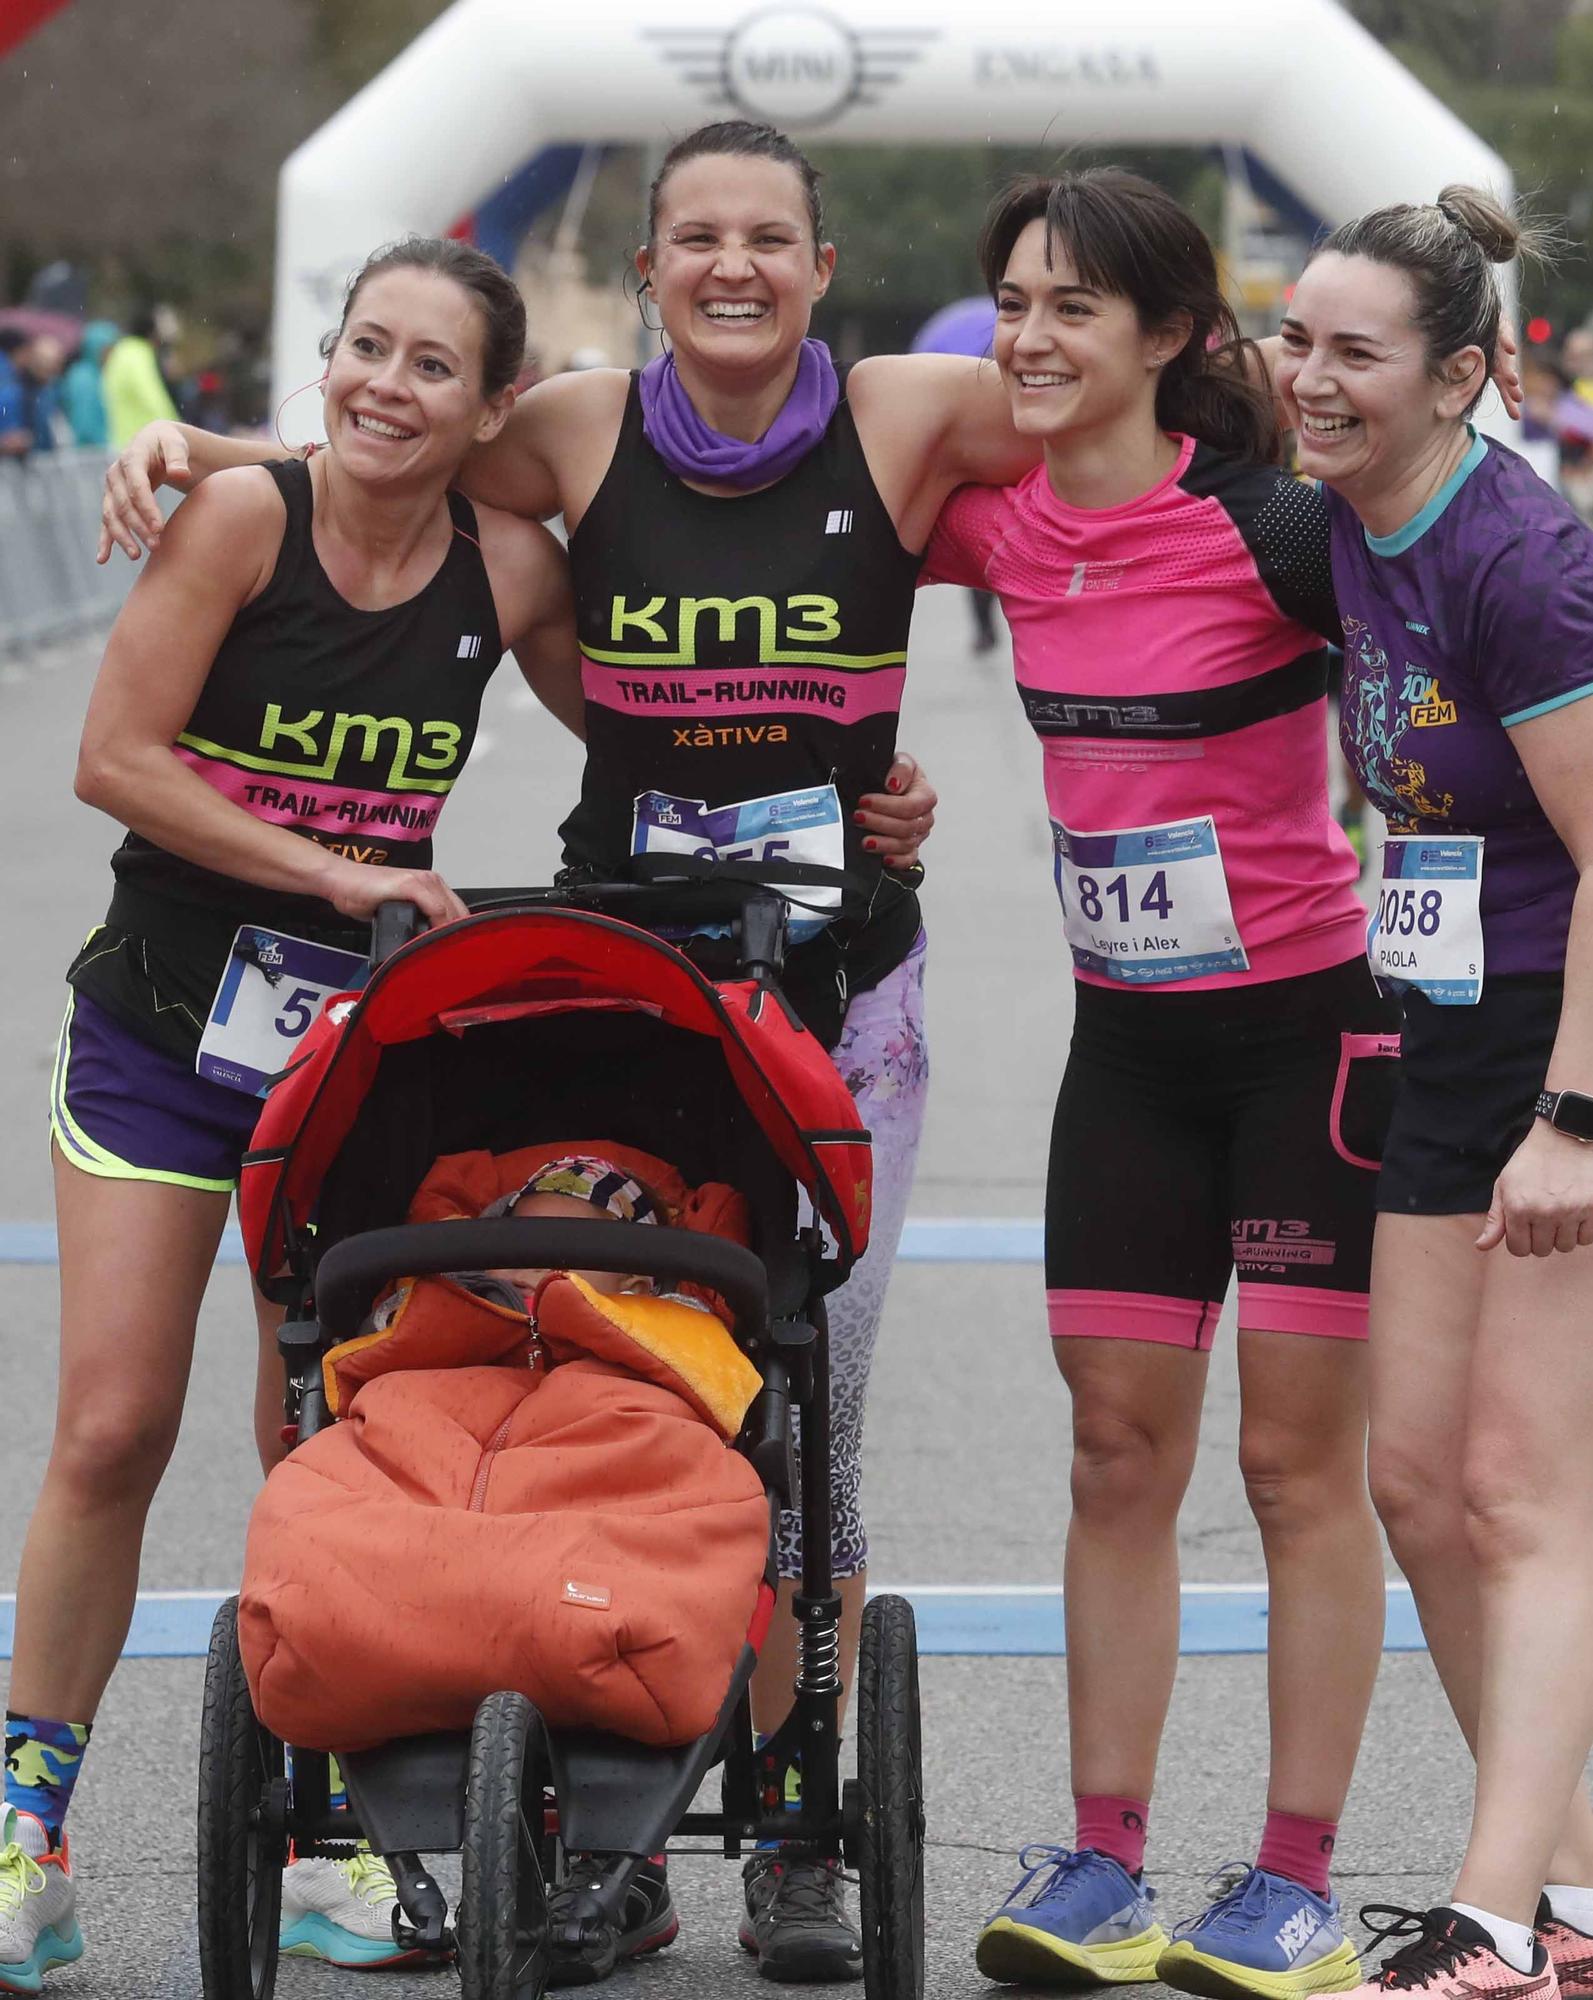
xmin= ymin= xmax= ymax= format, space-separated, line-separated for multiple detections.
xmin=855 ymin=1595 xmax=926 ymax=2000
xmin=197 ymin=1595 xmax=286 ymax=2000
xmin=459 ymin=1691 xmax=558 ymax=2000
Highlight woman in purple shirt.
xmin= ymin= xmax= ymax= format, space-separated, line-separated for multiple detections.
xmin=1277 ymin=189 xmax=1593 ymax=2000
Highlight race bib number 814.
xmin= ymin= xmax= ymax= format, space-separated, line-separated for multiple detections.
xmin=1052 ymin=815 xmax=1248 ymax=983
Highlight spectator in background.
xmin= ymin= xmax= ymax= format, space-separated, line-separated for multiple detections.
xmin=59 ymin=323 xmax=119 ymax=449
xmin=1562 ymin=324 xmax=1593 ymax=399
xmin=0 ymin=332 xmax=66 ymax=456
xmin=1552 ymin=333 xmax=1593 ymax=525
xmin=0 ymin=334 xmax=29 ymax=457
xmin=103 ymin=308 xmax=178 ymax=449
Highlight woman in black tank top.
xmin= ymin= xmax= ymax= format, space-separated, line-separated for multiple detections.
xmin=97 ymin=125 xmax=967 ymax=1980
xmin=6 ymin=242 xmax=576 ymax=1961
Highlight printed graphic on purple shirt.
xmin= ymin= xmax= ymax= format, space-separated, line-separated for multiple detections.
xmin=1326 ymin=434 xmax=1593 ymax=978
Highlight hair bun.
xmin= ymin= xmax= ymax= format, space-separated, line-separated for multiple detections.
xmin=1435 ymin=184 xmax=1524 ymax=265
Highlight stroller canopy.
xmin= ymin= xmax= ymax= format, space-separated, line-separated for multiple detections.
xmin=239 ymin=908 xmax=874 ymax=1292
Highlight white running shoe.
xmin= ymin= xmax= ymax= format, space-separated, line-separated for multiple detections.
xmin=280 ymin=1845 xmax=423 ymax=1968
xmin=0 ymin=1807 xmax=82 ymax=1995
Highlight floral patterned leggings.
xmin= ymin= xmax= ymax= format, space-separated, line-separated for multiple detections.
xmin=776 ymin=932 xmax=929 ymax=1580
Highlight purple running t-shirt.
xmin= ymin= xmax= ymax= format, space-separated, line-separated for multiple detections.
xmin=1327 ymin=431 xmax=1593 ymax=978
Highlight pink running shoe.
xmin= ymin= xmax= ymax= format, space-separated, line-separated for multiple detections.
xmin=1346 ymin=1907 xmax=1558 ymax=2000
xmin=1537 ymin=1902 xmax=1593 ymax=2000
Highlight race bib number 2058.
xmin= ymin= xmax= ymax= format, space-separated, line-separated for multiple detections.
xmin=1368 ymin=835 xmax=1484 ymax=1006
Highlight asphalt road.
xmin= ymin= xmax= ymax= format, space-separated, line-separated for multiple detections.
xmin=0 ymin=585 xmax=1479 ymax=1999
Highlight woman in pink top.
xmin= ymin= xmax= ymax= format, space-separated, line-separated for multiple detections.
xmin=928 ymin=172 xmax=1398 ymax=2000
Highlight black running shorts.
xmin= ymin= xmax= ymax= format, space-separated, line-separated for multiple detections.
xmin=1046 ymin=957 xmax=1399 ymax=1349
xmin=1378 ymin=975 xmax=1563 ymax=1216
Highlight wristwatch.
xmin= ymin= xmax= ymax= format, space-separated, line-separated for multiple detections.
xmin=1535 ymin=1088 xmax=1593 ymax=1142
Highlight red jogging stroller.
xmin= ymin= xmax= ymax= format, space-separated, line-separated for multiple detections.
xmin=196 ymin=881 xmax=925 ymax=2000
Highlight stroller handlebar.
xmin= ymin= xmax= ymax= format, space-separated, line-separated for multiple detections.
xmin=313 ymin=1220 xmax=771 ymax=1345
xmin=366 ymin=881 xmax=794 ymax=980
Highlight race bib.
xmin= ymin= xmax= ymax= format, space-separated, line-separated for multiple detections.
xmin=632 ymin=785 xmax=845 ymax=944
xmin=1052 ymin=815 xmax=1248 ymax=983
xmin=197 ymin=926 xmax=365 ymax=1097
xmin=1368 ymin=835 xmax=1484 ymax=1005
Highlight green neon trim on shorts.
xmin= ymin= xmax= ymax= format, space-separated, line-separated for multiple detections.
xmin=49 ymin=993 xmax=238 ymax=1194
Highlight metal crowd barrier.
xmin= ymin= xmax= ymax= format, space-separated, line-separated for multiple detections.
xmin=0 ymin=447 xmax=136 ymax=658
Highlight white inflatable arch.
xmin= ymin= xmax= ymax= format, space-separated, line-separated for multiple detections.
xmin=273 ymin=0 xmax=1513 ymax=411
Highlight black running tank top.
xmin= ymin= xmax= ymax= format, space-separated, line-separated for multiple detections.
xmin=562 ymin=373 xmax=923 ymax=1022
xmin=105 ymin=456 xmax=501 ymax=955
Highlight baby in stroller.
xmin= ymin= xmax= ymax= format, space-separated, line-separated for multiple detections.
xmin=477 ymin=1153 xmax=704 ymax=1307
xmin=240 ymin=1134 xmax=771 ymax=1760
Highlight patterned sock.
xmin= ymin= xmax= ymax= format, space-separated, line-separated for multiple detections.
xmin=4 ymin=1712 xmax=92 ymax=1848
xmin=1074 ymin=1794 xmax=1149 ymax=1874
xmin=1257 ymin=1809 xmax=1337 ymax=1897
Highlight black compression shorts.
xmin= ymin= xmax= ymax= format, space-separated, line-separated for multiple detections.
xmin=1046 ymin=957 xmax=1399 ymax=1349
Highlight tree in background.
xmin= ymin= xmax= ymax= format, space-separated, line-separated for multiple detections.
xmin=1345 ymin=0 xmax=1593 ymax=330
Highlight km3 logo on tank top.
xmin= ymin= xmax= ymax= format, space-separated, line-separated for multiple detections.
xmin=590 ymin=589 xmax=895 ymax=736
xmin=562 ymin=374 xmax=920 ymax=880
xmin=115 ymin=459 xmax=501 ymax=903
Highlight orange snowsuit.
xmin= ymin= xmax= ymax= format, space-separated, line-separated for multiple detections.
xmin=238 ymin=1143 xmax=769 ymax=1752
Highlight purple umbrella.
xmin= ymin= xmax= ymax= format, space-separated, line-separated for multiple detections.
xmin=911 ymin=296 xmax=998 ymax=359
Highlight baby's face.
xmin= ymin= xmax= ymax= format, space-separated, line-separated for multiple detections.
xmin=486 ymin=1191 xmax=650 ymax=1306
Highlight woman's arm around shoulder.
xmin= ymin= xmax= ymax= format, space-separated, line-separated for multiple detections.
xmin=99 ymin=422 xmax=296 ymax=563
xmin=455 ymin=367 xmax=631 ymax=527
xmin=847 ymin=352 xmax=1039 ymax=552
xmin=473 ymin=503 xmax=585 ymax=740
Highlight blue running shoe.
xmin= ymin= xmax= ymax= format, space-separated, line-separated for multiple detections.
xmin=976 ymin=1845 xmax=1168 ymax=1988
xmin=1157 ymin=1865 xmax=1362 ymax=2000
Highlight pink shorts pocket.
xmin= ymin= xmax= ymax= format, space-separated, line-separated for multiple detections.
xmin=1330 ymin=1031 xmax=1401 ymax=1172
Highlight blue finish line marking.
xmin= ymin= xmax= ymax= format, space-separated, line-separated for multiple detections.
xmin=0 ymin=1585 xmax=1424 ymax=1663
xmin=0 ymin=1219 xmax=1048 ymax=1267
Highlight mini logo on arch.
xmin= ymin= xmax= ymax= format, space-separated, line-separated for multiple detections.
xmin=644 ymin=7 xmax=939 ymax=128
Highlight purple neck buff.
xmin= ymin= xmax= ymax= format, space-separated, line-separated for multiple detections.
xmin=638 ymin=338 xmax=839 ymax=490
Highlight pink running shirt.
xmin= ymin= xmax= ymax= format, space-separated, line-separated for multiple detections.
xmin=925 ymin=435 xmax=1365 ymax=989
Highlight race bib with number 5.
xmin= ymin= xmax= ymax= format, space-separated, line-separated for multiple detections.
xmin=632 ymin=785 xmax=846 ymax=943
xmin=197 ymin=926 xmax=366 ymax=1097
xmin=1368 ymin=834 xmax=1484 ymax=1005
xmin=1053 ymin=815 xmax=1248 ymax=983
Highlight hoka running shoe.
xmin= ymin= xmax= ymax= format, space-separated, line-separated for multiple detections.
xmin=1158 ymin=1865 xmax=1360 ymax=1999
xmin=280 ymin=1845 xmax=426 ymax=1967
xmin=0 ymin=1808 xmax=80 ymax=1995
xmin=976 ymin=1844 xmax=1168 ymax=1987
xmin=1538 ymin=1899 xmax=1593 ymax=2000
xmin=546 ymin=1855 xmax=678 ymax=1987
xmin=741 ymin=1852 xmax=863 ymax=1982
xmin=1342 ymin=1906 xmax=1557 ymax=2000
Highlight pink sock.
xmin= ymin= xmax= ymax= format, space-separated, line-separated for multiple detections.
xmin=1257 ymin=1810 xmax=1337 ymax=1897
xmin=1073 ymin=1794 xmax=1149 ymax=1874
